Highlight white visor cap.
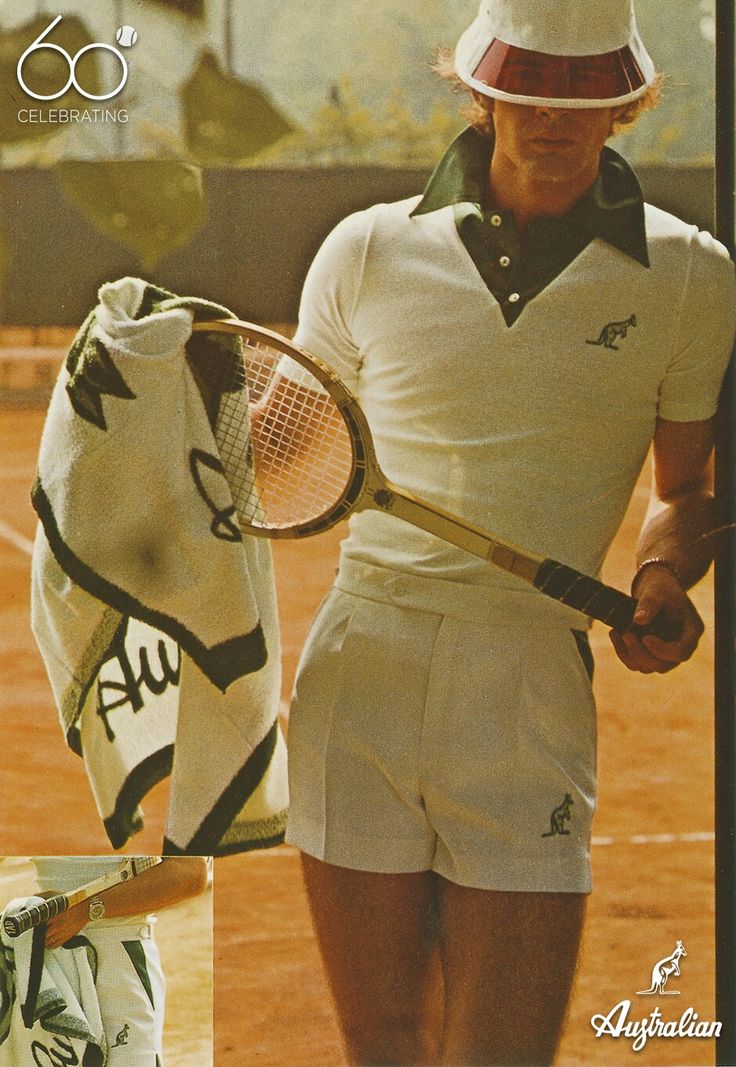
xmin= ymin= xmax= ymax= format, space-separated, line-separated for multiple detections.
xmin=455 ymin=0 xmax=656 ymax=108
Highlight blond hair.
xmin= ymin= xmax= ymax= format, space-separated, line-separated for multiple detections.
xmin=433 ymin=48 xmax=662 ymax=137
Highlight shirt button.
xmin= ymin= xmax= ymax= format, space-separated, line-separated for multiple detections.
xmin=490 ymin=214 xmax=502 ymax=227
xmin=508 ymin=292 xmax=520 ymax=303
xmin=499 ymin=255 xmax=511 ymax=267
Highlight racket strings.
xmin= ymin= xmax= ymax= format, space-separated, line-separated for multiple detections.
xmin=210 ymin=339 xmax=355 ymax=531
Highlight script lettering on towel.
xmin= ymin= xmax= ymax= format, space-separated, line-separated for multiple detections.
xmin=189 ymin=448 xmax=243 ymax=542
xmin=31 ymin=1035 xmax=80 ymax=1066
xmin=96 ymin=618 xmax=180 ymax=741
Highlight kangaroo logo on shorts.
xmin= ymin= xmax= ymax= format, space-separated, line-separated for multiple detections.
xmin=637 ymin=940 xmax=687 ymax=995
xmin=111 ymin=1023 xmax=130 ymax=1048
xmin=542 ymin=793 xmax=573 ymax=837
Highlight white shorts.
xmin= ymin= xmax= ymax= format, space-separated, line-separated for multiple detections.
xmin=86 ymin=923 xmax=166 ymax=1066
xmin=285 ymin=569 xmax=597 ymax=893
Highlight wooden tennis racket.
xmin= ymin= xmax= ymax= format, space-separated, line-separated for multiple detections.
xmin=189 ymin=318 xmax=679 ymax=640
xmin=2 ymin=857 xmax=161 ymax=937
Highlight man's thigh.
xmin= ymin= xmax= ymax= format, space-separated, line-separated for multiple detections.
xmin=439 ymin=879 xmax=586 ymax=1066
xmin=301 ymin=855 xmax=443 ymax=1064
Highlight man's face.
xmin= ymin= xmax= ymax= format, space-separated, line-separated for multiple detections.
xmin=490 ymin=99 xmax=621 ymax=186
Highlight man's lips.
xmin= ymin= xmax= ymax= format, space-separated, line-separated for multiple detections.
xmin=530 ymin=136 xmax=576 ymax=147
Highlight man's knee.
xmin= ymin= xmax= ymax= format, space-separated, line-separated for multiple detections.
xmin=342 ymin=1013 xmax=439 ymax=1066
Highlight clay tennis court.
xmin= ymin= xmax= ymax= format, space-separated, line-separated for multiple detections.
xmin=0 ymin=333 xmax=722 ymax=1066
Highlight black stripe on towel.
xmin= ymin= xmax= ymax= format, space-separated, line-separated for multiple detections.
xmin=162 ymin=720 xmax=286 ymax=856
xmin=31 ymin=479 xmax=268 ymax=691
xmin=103 ymin=745 xmax=175 ymax=850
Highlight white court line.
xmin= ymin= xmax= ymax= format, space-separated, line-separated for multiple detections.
xmin=0 ymin=518 xmax=33 ymax=557
xmin=592 ymin=831 xmax=714 ymax=847
xmin=251 ymin=845 xmax=300 ymax=858
xmin=254 ymin=835 xmax=715 ymax=858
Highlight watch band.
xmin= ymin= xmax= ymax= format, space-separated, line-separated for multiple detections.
xmin=632 ymin=557 xmax=684 ymax=592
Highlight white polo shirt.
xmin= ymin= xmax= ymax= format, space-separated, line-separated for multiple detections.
xmin=294 ymin=173 xmax=735 ymax=622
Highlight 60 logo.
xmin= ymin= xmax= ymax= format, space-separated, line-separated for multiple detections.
xmin=17 ymin=15 xmax=137 ymax=102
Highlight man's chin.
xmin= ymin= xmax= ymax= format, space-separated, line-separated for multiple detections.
xmin=525 ymin=159 xmax=587 ymax=184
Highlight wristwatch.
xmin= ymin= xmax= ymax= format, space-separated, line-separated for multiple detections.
xmin=88 ymin=897 xmax=106 ymax=923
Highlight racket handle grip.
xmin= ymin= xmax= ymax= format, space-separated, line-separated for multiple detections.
xmin=3 ymin=896 xmax=64 ymax=938
xmin=533 ymin=559 xmax=682 ymax=641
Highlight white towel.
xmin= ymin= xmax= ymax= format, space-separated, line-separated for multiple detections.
xmin=31 ymin=278 xmax=288 ymax=854
xmin=0 ymin=898 xmax=107 ymax=1066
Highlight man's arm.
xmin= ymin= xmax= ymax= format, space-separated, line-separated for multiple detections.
xmin=44 ymin=857 xmax=210 ymax=947
xmin=610 ymin=416 xmax=717 ymax=674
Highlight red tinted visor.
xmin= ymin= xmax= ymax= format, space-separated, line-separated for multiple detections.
xmin=473 ymin=40 xmax=646 ymax=101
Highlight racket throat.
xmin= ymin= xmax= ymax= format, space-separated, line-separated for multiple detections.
xmin=366 ymin=483 xmax=676 ymax=639
xmin=367 ymin=482 xmax=543 ymax=582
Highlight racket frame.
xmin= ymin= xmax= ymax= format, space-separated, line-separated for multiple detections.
xmin=190 ymin=318 xmax=545 ymax=576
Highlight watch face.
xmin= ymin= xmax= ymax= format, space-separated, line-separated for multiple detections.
xmin=88 ymin=898 xmax=105 ymax=922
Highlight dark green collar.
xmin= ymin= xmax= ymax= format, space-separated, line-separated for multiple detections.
xmin=411 ymin=126 xmax=649 ymax=268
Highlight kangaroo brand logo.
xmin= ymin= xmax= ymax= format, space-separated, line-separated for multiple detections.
xmin=111 ymin=1023 xmax=130 ymax=1049
xmin=590 ymin=940 xmax=721 ymax=1052
xmin=541 ymin=793 xmax=573 ymax=837
xmin=17 ymin=15 xmax=137 ymax=101
xmin=586 ymin=313 xmax=637 ymax=351
xmin=637 ymin=939 xmax=687 ymax=995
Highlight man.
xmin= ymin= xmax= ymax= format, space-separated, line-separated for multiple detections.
xmin=284 ymin=1 xmax=736 ymax=1063
xmin=3 ymin=856 xmax=209 ymax=1066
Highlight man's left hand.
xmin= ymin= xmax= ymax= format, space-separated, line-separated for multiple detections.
xmin=609 ymin=565 xmax=704 ymax=674
xmin=44 ymin=903 xmax=89 ymax=950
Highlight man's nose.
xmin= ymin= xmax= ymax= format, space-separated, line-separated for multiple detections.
xmin=534 ymin=105 xmax=573 ymax=121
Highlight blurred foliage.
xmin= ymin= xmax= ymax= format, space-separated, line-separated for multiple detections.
xmin=54 ymin=160 xmax=206 ymax=269
xmin=256 ymin=77 xmax=460 ymax=167
xmin=0 ymin=15 xmax=97 ymax=145
xmin=609 ymin=0 xmax=716 ymax=164
xmin=181 ymin=51 xmax=294 ymax=165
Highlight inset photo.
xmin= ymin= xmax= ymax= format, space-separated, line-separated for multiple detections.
xmin=0 ymin=856 xmax=212 ymax=1066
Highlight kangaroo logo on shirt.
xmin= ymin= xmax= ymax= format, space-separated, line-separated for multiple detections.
xmin=542 ymin=793 xmax=573 ymax=837
xmin=586 ymin=314 xmax=637 ymax=351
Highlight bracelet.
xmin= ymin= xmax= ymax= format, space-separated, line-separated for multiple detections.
xmin=632 ymin=557 xmax=684 ymax=592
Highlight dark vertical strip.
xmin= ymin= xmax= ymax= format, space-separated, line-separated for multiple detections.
xmin=715 ymin=1 xmax=736 ymax=1062
xmin=223 ymin=0 xmax=234 ymax=75
xmin=122 ymin=940 xmax=156 ymax=1010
